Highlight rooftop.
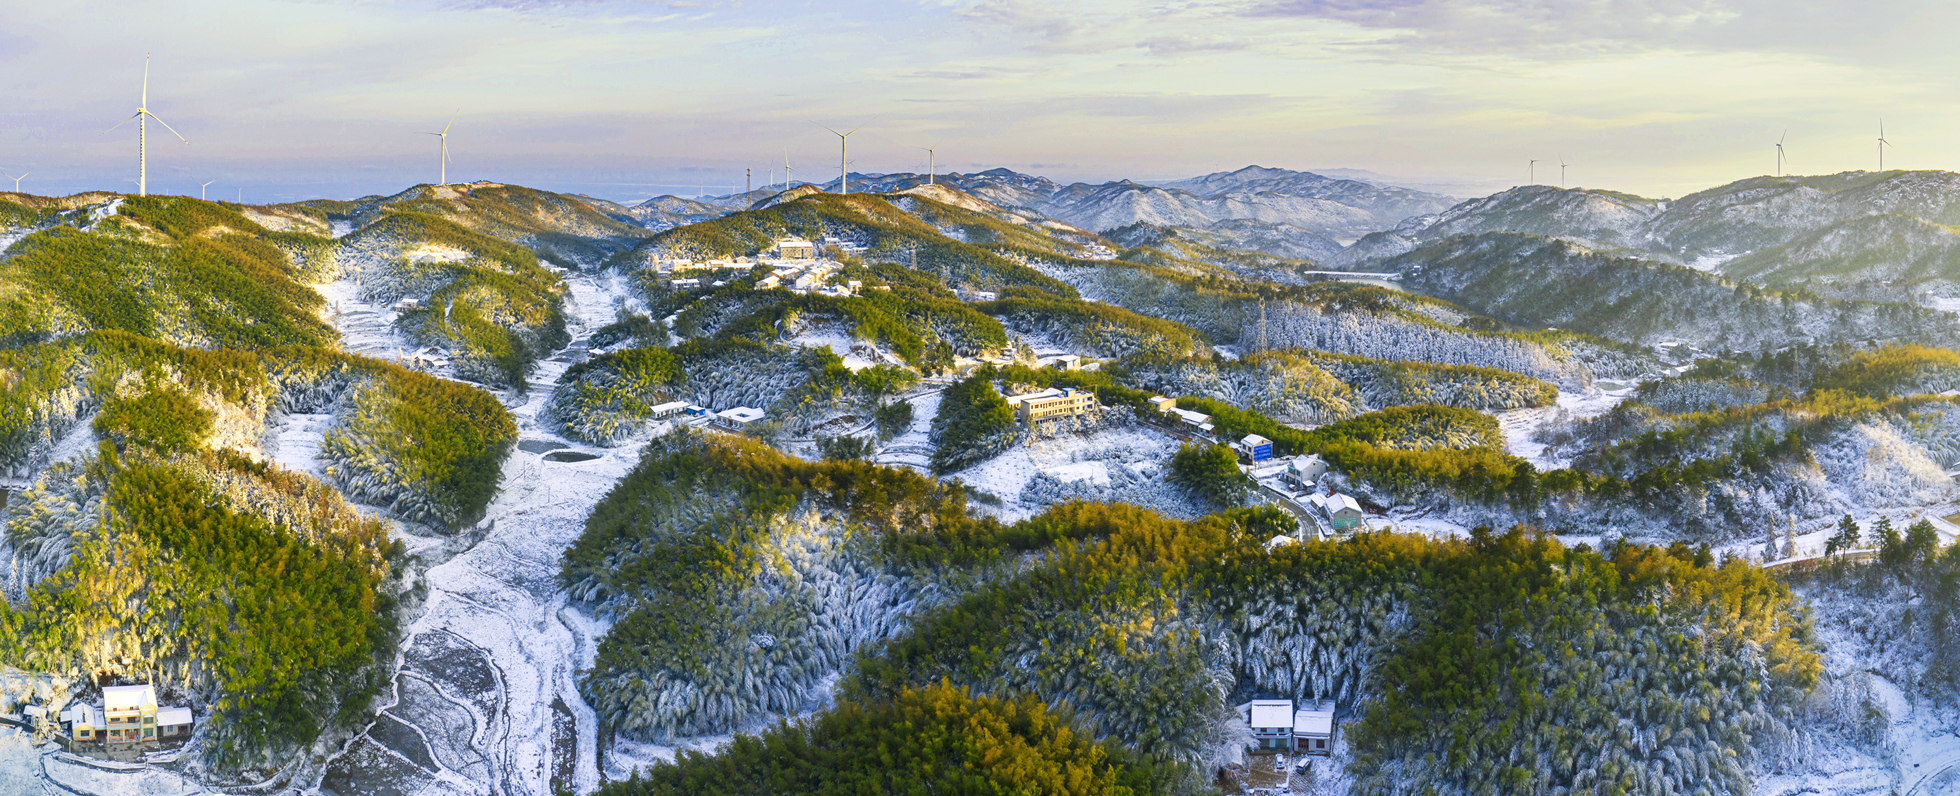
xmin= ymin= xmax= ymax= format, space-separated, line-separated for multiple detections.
xmin=716 ymin=406 xmax=767 ymax=423
xmin=103 ymin=685 xmax=157 ymax=711
xmin=1244 ymin=699 xmax=1293 ymax=729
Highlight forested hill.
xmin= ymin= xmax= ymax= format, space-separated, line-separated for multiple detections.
xmin=0 ymin=190 xmax=521 ymax=772
xmin=1385 ymin=232 xmax=1960 ymax=351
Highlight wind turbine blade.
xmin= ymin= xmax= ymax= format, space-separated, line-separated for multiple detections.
xmin=813 ymin=121 xmax=844 ymax=136
xmin=1779 ymin=129 xmax=1787 ymax=145
xmin=145 ymin=112 xmax=189 ymax=143
xmin=101 ymin=113 xmax=141 ymax=135
xmin=420 ymin=132 xmax=443 ymax=136
xmin=443 ymin=110 xmax=457 ymax=135
xmin=142 ymin=54 xmax=150 ymax=107
xmin=845 ymin=117 xmax=876 ymax=137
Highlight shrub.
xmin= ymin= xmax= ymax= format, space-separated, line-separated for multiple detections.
xmin=873 ymin=400 xmax=914 ymax=441
xmin=816 ymin=434 xmax=874 ymax=461
xmin=92 ymin=386 xmax=214 ymax=455
xmin=929 ymin=374 xmax=1019 ymax=474
xmin=1168 ymin=442 xmax=1248 ymax=508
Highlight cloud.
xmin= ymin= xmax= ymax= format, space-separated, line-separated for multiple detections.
xmin=955 ymin=0 xmax=1130 ymax=53
xmin=1246 ymin=0 xmax=1960 ymax=64
xmin=1139 ymin=34 xmax=1250 ymax=57
xmin=906 ymin=69 xmax=997 ymax=80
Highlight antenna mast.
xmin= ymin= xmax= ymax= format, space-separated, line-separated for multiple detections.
xmin=1257 ymin=299 xmax=1269 ymax=352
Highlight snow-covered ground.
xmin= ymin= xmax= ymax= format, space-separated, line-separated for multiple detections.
xmin=300 ymin=269 xmax=646 ymax=795
xmin=268 ymin=412 xmax=332 ymax=480
xmin=785 ymin=325 xmax=900 ymax=371
xmin=956 ymin=425 xmax=1183 ymax=522
xmin=1688 ymin=252 xmax=1741 ymax=272
xmin=1496 ymin=385 xmax=1630 ymax=469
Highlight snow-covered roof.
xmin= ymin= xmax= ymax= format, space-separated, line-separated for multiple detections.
xmin=22 ymin=705 xmax=44 ymax=719
xmin=1239 ymin=433 xmax=1272 ymax=447
xmin=157 ymin=707 xmax=193 ymax=727
xmin=104 ymin=685 xmax=156 ymax=711
xmin=1003 ymin=388 xmax=1065 ymax=406
xmin=64 ymin=703 xmax=103 ymax=727
xmin=1167 ymin=407 xmax=1211 ymax=425
xmin=1243 ymin=699 xmax=1294 ymax=729
xmin=717 ymin=406 xmax=766 ymax=423
xmin=1294 ymin=704 xmax=1335 ymax=736
xmin=1325 ymin=493 xmax=1363 ymax=516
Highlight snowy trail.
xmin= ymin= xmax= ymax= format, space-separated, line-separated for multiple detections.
xmin=313 ymin=270 xmax=643 ymax=796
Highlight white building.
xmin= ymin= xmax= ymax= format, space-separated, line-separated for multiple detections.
xmin=714 ymin=406 xmax=767 ymax=430
xmin=1283 ymin=455 xmax=1328 ymax=491
xmin=1234 ymin=433 xmax=1274 ymax=461
xmin=1236 ymin=698 xmax=1338 ymax=754
xmin=1239 ymin=700 xmax=1297 ymax=751
xmin=1294 ymin=700 xmax=1337 ymax=755
xmin=1165 ymin=407 xmax=1215 ymax=436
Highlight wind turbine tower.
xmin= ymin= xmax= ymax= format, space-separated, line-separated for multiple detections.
xmin=421 ymin=111 xmax=457 ymax=186
xmin=784 ymin=150 xmax=795 ymax=190
xmin=1877 ymin=121 xmax=1893 ymax=172
xmin=916 ymin=145 xmax=937 ymax=186
xmin=815 ymin=120 xmax=871 ymax=194
xmin=199 ymin=179 xmax=214 ymax=200
xmin=1775 ymin=131 xmax=1787 ymax=177
xmin=1529 ymin=159 xmax=1537 ymax=185
xmin=104 ymin=55 xmax=188 ymax=197
xmin=1559 ymin=156 xmax=1568 ymax=188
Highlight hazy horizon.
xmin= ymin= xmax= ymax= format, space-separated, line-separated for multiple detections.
xmin=5 ymin=0 xmax=1958 ymax=203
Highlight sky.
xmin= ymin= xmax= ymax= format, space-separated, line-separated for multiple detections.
xmin=2 ymin=0 xmax=1957 ymax=204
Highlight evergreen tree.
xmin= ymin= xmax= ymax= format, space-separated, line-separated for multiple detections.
xmin=1904 ymin=519 xmax=1941 ymax=565
xmin=1168 ymin=443 xmax=1249 ymax=508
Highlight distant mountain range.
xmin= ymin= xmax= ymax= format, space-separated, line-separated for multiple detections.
xmin=623 ymin=165 xmax=1458 ymax=261
xmin=1332 ymin=170 xmax=1960 ymax=307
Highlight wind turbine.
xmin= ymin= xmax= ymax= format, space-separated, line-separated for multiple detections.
xmin=3 ymin=171 xmax=26 ymax=193
xmin=1775 ymin=130 xmax=1787 ymax=177
xmin=783 ymin=149 xmax=795 ymax=190
xmin=1877 ymin=121 xmax=1893 ymax=172
xmin=915 ymin=145 xmax=937 ymax=186
xmin=814 ymin=119 xmax=871 ymax=194
xmin=198 ymin=179 xmax=214 ymax=200
xmin=421 ymin=111 xmax=457 ymax=186
xmin=1559 ymin=156 xmax=1568 ymax=188
xmin=102 ymin=54 xmax=188 ymax=197
xmin=1529 ymin=159 xmax=1537 ymax=185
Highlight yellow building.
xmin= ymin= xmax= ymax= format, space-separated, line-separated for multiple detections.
xmin=1006 ymin=387 xmax=1100 ymax=425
